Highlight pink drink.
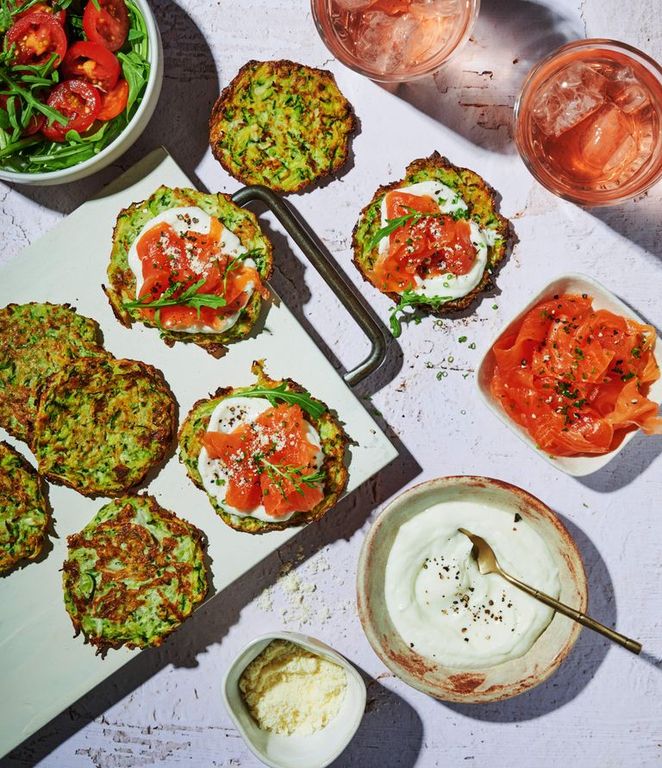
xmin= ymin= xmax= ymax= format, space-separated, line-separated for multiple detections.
xmin=515 ymin=40 xmax=662 ymax=205
xmin=311 ymin=0 xmax=479 ymax=82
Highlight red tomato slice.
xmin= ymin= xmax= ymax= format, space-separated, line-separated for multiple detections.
xmin=5 ymin=12 xmax=67 ymax=66
xmin=96 ymin=78 xmax=128 ymax=119
xmin=61 ymin=41 xmax=120 ymax=91
xmin=41 ymin=79 xmax=100 ymax=142
xmin=16 ymin=2 xmax=66 ymax=25
xmin=83 ymin=0 xmax=129 ymax=52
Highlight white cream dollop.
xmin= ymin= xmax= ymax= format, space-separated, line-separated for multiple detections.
xmin=378 ymin=180 xmax=496 ymax=300
xmin=197 ymin=396 xmax=324 ymax=523
xmin=384 ymin=500 xmax=560 ymax=669
xmin=127 ymin=206 xmax=255 ymax=334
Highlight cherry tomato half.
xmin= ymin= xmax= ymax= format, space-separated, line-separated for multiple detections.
xmin=0 ymin=92 xmax=45 ymax=134
xmin=62 ymin=41 xmax=120 ymax=91
xmin=96 ymin=77 xmax=128 ymax=120
xmin=16 ymin=2 xmax=66 ymax=26
xmin=82 ymin=0 xmax=129 ymax=52
xmin=5 ymin=11 xmax=67 ymax=66
xmin=41 ymin=78 xmax=100 ymax=142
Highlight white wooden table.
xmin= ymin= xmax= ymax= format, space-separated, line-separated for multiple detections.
xmin=1 ymin=1 xmax=661 ymax=766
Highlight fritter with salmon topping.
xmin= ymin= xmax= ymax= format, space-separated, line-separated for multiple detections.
xmin=63 ymin=495 xmax=208 ymax=652
xmin=178 ymin=360 xmax=349 ymax=534
xmin=104 ymin=186 xmax=274 ymax=359
xmin=210 ymin=60 xmax=357 ymax=193
xmin=352 ymin=153 xmax=513 ymax=336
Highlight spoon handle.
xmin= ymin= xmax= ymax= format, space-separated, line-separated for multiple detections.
xmin=499 ymin=570 xmax=642 ymax=654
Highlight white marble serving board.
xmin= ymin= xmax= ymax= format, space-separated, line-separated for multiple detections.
xmin=0 ymin=149 xmax=397 ymax=758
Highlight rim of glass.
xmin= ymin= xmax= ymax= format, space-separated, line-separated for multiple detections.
xmin=513 ymin=38 xmax=662 ymax=206
xmin=310 ymin=0 xmax=481 ymax=84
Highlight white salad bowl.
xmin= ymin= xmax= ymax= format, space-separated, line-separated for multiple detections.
xmin=222 ymin=631 xmax=366 ymax=768
xmin=0 ymin=0 xmax=163 ymax=186
xmin=476 ymin=273 xmax=662 ymax=477
xmin=357 ymin=476 xmax=587 ymax=703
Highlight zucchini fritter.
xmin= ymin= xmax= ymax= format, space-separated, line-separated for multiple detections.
xmin=352 ymin=153 xmax=513 ymax=326
xmin=62 ymin=495 xmax=208 ymax=652
xmin=178 ymin=361 xmax=349 ymax=534
xmin=33 ymin=357 xmax=177 ymax=497
xmin=0 ymin=441 xmax=49 ymax=574
xmin=209 ymin=60 xmax=357 ymax=193
xmin=104 ymin=186 xmax=274 ymax=358
xmin=0 ymin=303 xmax=106 ymax=443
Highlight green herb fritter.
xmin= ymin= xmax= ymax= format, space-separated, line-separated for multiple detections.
xmin=352 ymin=152 xmax=513 ymax=336
xmin=33 ymin=357 xmax=177 ymax=497
xmin=104 ymin=186 xmax=274 ymax=358
xmin=0 ymin=441 xmax=49 ymax=574
xmin=178 ymin=360 xmax=349 ymax=534
xmin=63 ymin=495 xmax=208 ymax=652
xmin=0 ymin=303 xmax=106 ymax=443
xmin=209 ymin=60 xmax=357 ymax=193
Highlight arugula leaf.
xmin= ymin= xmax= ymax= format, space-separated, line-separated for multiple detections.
xmin=259 ymin=459 xmax=326 ymax=499
xmin=367 ymin=209 xmax=440 ymax=251
xmin=389 ymin=290 xmax=453 ymax=338
xmin=123 ymin=279 xmax=228 ymax=315
xmin=229 ymin=383 xmax=327 ymax=420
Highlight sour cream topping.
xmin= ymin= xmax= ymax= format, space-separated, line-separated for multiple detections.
xmin=379 ymin=181 xmax=497 ymax=300
xmin=127 ymin=206 xmax=256 ymax=335
xmin=384 ymin=500 xmax=560 ymax=669
xmin=197 ymin=397 xmax=324 ymax=523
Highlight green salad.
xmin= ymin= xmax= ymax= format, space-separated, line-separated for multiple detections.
xmin=0 ymin=0 xmax=150 ymax=173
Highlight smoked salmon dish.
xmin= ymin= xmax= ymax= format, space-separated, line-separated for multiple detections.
xmin=178 ymin=361 xmax=349 ymax=534
xmin=105 ymin=187 xmax=274 ymax=358
xmin=490 ymin=293 xmax=662 ymax=457
xmin=352 ymin=153 xmax=512 ymax=337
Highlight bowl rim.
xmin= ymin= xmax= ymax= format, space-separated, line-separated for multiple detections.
xmin=0 ymin=0 xmax=162 ymax=183
xmin=221 ymin=630 xmax=367 ymax=768
xmin=475 ymin=272 xmax=662 ymax=476
xmin=356 ymin=474 xmax=588 ymax=703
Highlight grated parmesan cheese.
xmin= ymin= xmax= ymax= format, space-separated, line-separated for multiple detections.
xmin=239 ymin=640 xmax=347 ymax=736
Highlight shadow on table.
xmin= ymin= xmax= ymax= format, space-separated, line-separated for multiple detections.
xmin=585 ymin=190 xmax=662 ymax=264
xmin=441 ymin=514 xmax=616 ymax=722
xmin=246 ymin=199 xmax=406 ymax=400
xmin=4 ymin=0 xmax=218 ymax=213
xmin=330 ymin=666 xmax=423 ymax=768
xmin=3 ymin=436 xmax=419 ymax=767
xmin=382 ymin=0 xmax=583 ymax=154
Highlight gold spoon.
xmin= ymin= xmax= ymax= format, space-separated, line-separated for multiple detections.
xmin=458 ymin=528 xmax=642 ymax=654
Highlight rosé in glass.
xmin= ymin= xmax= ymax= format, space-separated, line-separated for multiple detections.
xmin=515 ymin=40 xmax=662 ymax=206
xmin=311 ymin=0 xmax=480 ymax=82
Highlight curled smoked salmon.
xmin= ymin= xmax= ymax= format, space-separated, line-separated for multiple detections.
xmin=490 ymin=294 xmax=662 ymax=456
xmin=370 ymin=190 xmax=477 ymax=294
xmin=202 ymin=404 xmax=325 ymax=519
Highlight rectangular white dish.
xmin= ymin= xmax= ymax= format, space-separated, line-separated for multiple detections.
xmin=476 ymin=273 xmax=662 ymax=477
xmin=0 ymin=149 xmax=398 ymax=757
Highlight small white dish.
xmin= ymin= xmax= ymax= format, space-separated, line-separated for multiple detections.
xmin=222 ymin=631 xmax=366 ymax=768
xmin=0 ymin=0 xmax=163 ymax=186
xmin=476 ymin=273 xmax=662 ymax=477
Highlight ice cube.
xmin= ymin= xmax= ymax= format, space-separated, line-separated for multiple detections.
xmin=334 ymin=0 xmax=377 ymax=10
xmin=532 ymin=62 xmax=608 ymax=138
xmin=578 ymin=104 xmax=637 ymax=173
xmin=407 ymin=3 xmax=454 ymax=63
xmin=355 ymin=10 xmax=417 ymax=73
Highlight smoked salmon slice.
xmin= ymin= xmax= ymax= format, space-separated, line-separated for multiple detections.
xmin=490 ymin=293 xmax=662 ymax=456
xmin=202 ymin=404 xmax=324 ymax=518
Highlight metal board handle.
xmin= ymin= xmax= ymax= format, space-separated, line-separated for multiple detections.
xmin=231 ymin=185 xmax=388 ymax=387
